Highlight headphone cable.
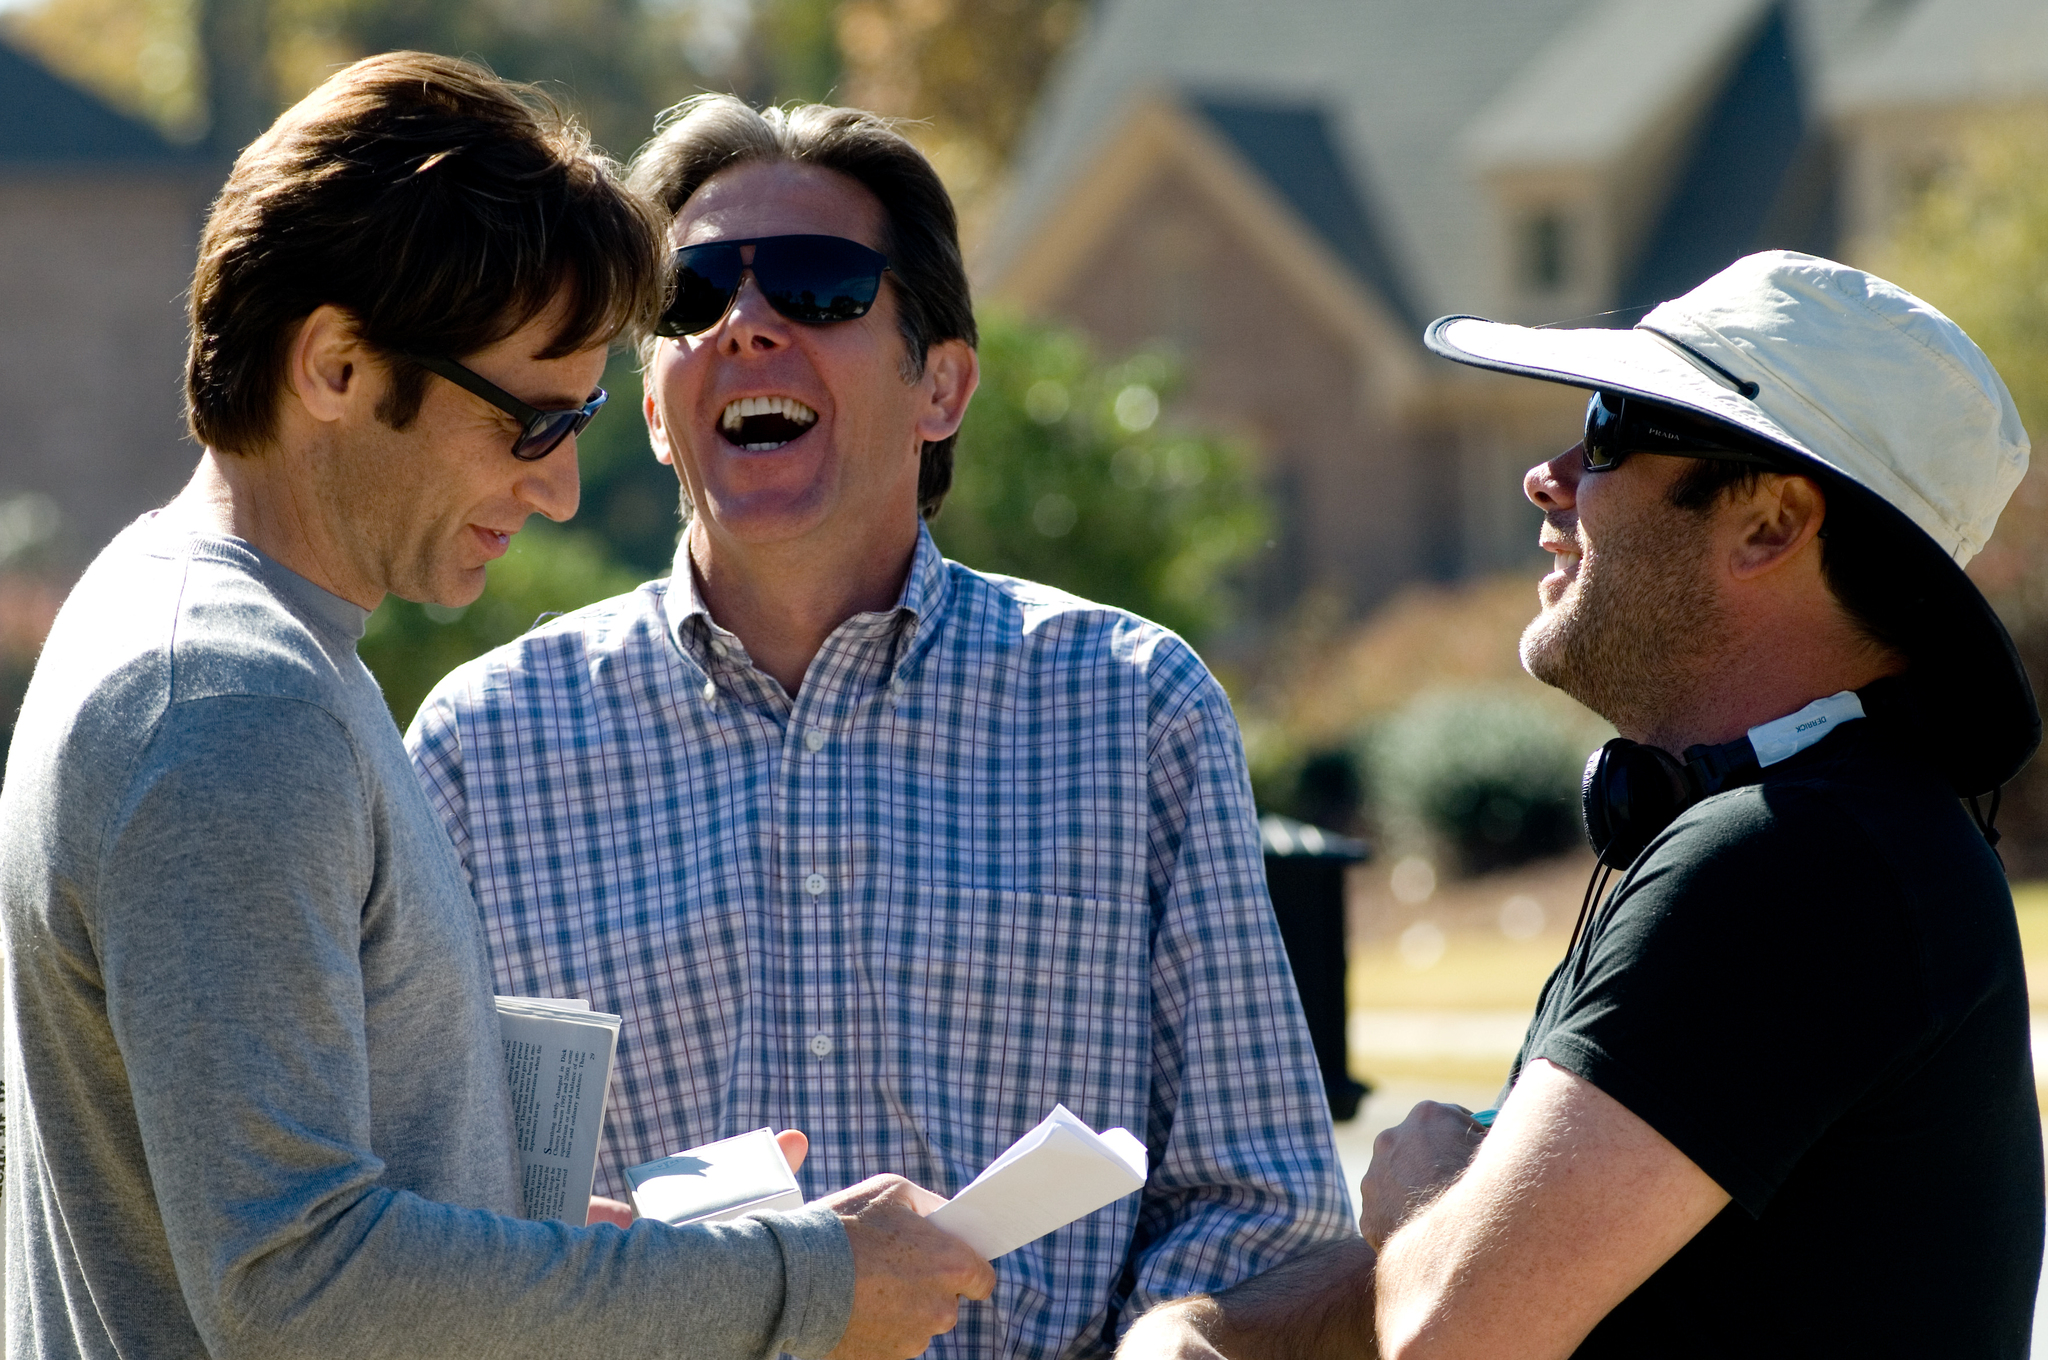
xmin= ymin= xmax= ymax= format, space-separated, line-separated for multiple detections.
xmin=1565 ymin=857 xmax=1616 ymax=988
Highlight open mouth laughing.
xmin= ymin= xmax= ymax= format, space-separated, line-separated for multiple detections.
xmin=719 ymin=396 xmax=819 ymax=451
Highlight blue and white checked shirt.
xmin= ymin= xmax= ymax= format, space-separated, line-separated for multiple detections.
xmin=407 ymin=526 xmax=1353 ymax=1359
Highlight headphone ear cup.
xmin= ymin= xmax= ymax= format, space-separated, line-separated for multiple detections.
xmin=1582 ymin=737 xmax=1693 ymax=869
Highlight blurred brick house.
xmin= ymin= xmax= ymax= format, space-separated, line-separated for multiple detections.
xmin=979 ymin=0 xmax=2048 ymax=620
xmin=0 ymin=41 xmax=216 ymax=579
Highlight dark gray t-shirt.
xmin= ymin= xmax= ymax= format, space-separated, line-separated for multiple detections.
xmin=2 ymin=514 xmax=851 ymax=1360
xmin=1518 ymin=722 xmax=2043 ymax=1357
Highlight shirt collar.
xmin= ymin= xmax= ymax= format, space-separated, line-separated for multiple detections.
xmin=661 ymin=521 xmax=951 ymax=679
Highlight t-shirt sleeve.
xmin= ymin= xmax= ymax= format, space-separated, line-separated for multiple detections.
xmin=1530 ymin=783 xmax=1932 ymax=1217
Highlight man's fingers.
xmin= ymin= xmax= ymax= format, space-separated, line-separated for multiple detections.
xmin=825 ymin=1173 xmax=993 ymax=1359
xmin=776 ymin=1128 xmax=809 ymax=1175
xmin=958 ymin=1251 xmax=997 ymax=1301
xmin=586 ymin=1195 xmax=636 ymax=1228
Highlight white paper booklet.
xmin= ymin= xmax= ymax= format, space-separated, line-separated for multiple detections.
xmin=624 ymin=1127 xmax=805 ymax=1226
xmin=926 ymin=1104 xmax=1148 ymax=1259
xmin=494 ymin=996 xmax=621 ymax=1222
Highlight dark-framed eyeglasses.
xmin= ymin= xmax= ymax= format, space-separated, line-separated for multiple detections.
xmin=655 ymin=234 xmax=891 ymax=338
xmin=1582 ymin=390 xmax=1789 ymax=474
xmin=403 ymin=353 xmax=606 ymax=461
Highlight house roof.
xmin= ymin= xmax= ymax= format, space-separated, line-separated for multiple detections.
xmin=985 ymin=0 xmax=1600 ymax=324
xmin=988 ymin=0 xmax=1918 ymax=329
xmin=1461 ymin=0 xmax=1771 ymax=171
xmin=0 ymin=39 xmax=189 ymax=165
xmin=1190 ymin=95 xmax=1423 ymax=332
xmin=1828 ymin=0 xmax=2048 ymax=112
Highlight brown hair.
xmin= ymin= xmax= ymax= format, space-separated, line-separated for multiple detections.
xmin=186 ymin=51 xmax=666 ymax=455
xmin=628 ymin=95 xmax=977 ymax=518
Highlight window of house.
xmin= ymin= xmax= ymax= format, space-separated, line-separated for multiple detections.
xmin=1521 ymin=210 xmax=1571 ymax=292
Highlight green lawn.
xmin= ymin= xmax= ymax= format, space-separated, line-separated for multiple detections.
xmin=1352 ymin=881 xmax=2048 ymax=1012
xmin=1348 ymin=880 xmax=2048 ymax=1100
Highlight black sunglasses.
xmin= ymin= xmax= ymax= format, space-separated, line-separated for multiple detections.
xmin=1582 ymin=391 xmax=1790 ymax=473
xmin=404 ymin=353 xmax=606 ymax=461
xmin=655 ymin=234 xmax=891 ymax=338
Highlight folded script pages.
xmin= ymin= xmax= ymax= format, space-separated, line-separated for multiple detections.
xmin=495 ymin=997 xmax=621 ymax=1222
xmin=615 ymin=1105 xmax=1146 ymax=1256
xmin=624 ymin=1128 xmax=805 ymax=1226
xmin=927 ymin=1104 xmax=1148 ymax=1258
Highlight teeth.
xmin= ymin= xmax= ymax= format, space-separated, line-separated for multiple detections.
xmin=719 ymin=395 xmax=819 ymax=432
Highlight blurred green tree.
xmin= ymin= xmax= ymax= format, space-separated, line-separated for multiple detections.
xmin=575 ymin=351 xmax=687 ymax=578
xmin=359 ymin=517 xmax=645 ymax=727
xmin=932 ymin=311 xmax=1271 ymax=645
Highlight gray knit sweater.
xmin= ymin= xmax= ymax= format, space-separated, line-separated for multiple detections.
xmin=1 ymin=514 xmax=852 ymax=1359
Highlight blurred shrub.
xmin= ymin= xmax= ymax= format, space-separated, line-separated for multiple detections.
xmin=360 ymin=520 xmax=643 ymax=728
xmin=1254 ymin=744 xmax=1367 ymax=834
xmin=933 ymin=311 xmax=1270 ymax=645
xmin=1367 ymin=685 xmax=1601 ymax=876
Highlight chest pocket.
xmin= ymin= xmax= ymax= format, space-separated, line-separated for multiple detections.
xmin=869 ymin=883 xmax=1153 ymax=1195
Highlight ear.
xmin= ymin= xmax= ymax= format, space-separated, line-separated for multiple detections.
xmin=286 ymin=304 xmax=371 ymax=425
xmin=644 ymin=378 xmax=675 ymax=467
xmin=914 ymin=339 xmax=979 ymax=444
xmin=1728 ymin=474 xmax=1826 ymax=580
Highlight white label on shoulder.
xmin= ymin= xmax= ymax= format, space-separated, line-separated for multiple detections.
xmin=1748 ymin=690 xmax=1865 ymax=767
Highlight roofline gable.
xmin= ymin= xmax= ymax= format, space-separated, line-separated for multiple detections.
xmin=0 ymin=38 xmax=195 ymax=165
xmin=980 ymin=90 xmax=1425 ymax=396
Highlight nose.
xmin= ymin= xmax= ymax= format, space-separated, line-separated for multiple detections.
xmin=516 ymin=435 xmax=581 ymax=522
xmin=718 ymin=273 xmax=791 ymax=354
xmin=1525 ymin=442 xmax=1585 ymax=513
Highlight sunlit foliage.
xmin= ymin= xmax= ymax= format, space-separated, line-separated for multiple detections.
xmin=932 ymin=310 xmax=1271 ymax=646
xmin=1869 ymin=108 xmax=2048 ymax=869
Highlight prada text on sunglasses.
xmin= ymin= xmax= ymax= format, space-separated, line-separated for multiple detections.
xmin=655 ymin=234 xmax=891 ymax=338
xmin=1582 ymin=391 xmax=1790 ymax=474
xmin=405 ymin=353 xmax=607 ymax=461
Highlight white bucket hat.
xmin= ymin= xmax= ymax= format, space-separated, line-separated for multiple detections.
xmin=1426 ymin=250 xmax=2039 ymax=795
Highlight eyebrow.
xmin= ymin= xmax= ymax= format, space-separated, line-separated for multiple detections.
xmin=526 ymin=387 xmax=600 ymax=410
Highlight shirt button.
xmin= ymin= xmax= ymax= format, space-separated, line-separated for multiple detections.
xmin=804 ymin=729 xmax=826 ymax=752
xmin=804 ymin=872 xmax=826 ymax=895
xmin=810 ymin=1033 xmax=834 ymax=1058
xmin=701 ymin=680 xmax=716 ymax=703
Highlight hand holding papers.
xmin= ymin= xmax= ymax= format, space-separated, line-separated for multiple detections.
xmin=622 ymin=1106 xmax=1147 ymax=1261
xmin=926 ymin=1105 xmax=1148 ymax=1259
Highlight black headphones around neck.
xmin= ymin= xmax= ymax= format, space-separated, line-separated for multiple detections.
xmin=1578 ymin=676 xmax=1954 ymax=870
xmin=1580 ymin=734 xmax=1762 ymax=870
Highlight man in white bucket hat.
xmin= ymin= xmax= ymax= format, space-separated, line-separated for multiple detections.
xmin=1119 ymin=251 xmax=2044 ymax=1358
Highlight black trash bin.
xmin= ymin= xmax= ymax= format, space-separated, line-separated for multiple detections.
xmin=1260 ymin=814 xmax=1371 ymax=1122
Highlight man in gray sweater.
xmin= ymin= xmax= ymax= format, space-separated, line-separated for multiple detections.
xmin=0 ymin=51 xmax=991 ymax=1360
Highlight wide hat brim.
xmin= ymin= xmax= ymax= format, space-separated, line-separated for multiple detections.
xmin=1427 ymin=314 xmax=2040 ymax=796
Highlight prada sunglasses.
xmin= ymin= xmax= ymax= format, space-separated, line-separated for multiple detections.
xmin=404 ymin=353 xmax=607 ymax=461
xmin=655 ymin=234 xmax=891 ymax=338
xmin=1582 ymin=390 xmax=1789 ymax=473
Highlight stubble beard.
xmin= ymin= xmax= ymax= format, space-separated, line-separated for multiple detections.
xmin=1519 ymin=505 xmax=1725 ymax=736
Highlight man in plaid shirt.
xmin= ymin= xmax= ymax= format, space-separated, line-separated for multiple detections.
xmin=407 ymin=95 xmax=1354 ymax=1358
